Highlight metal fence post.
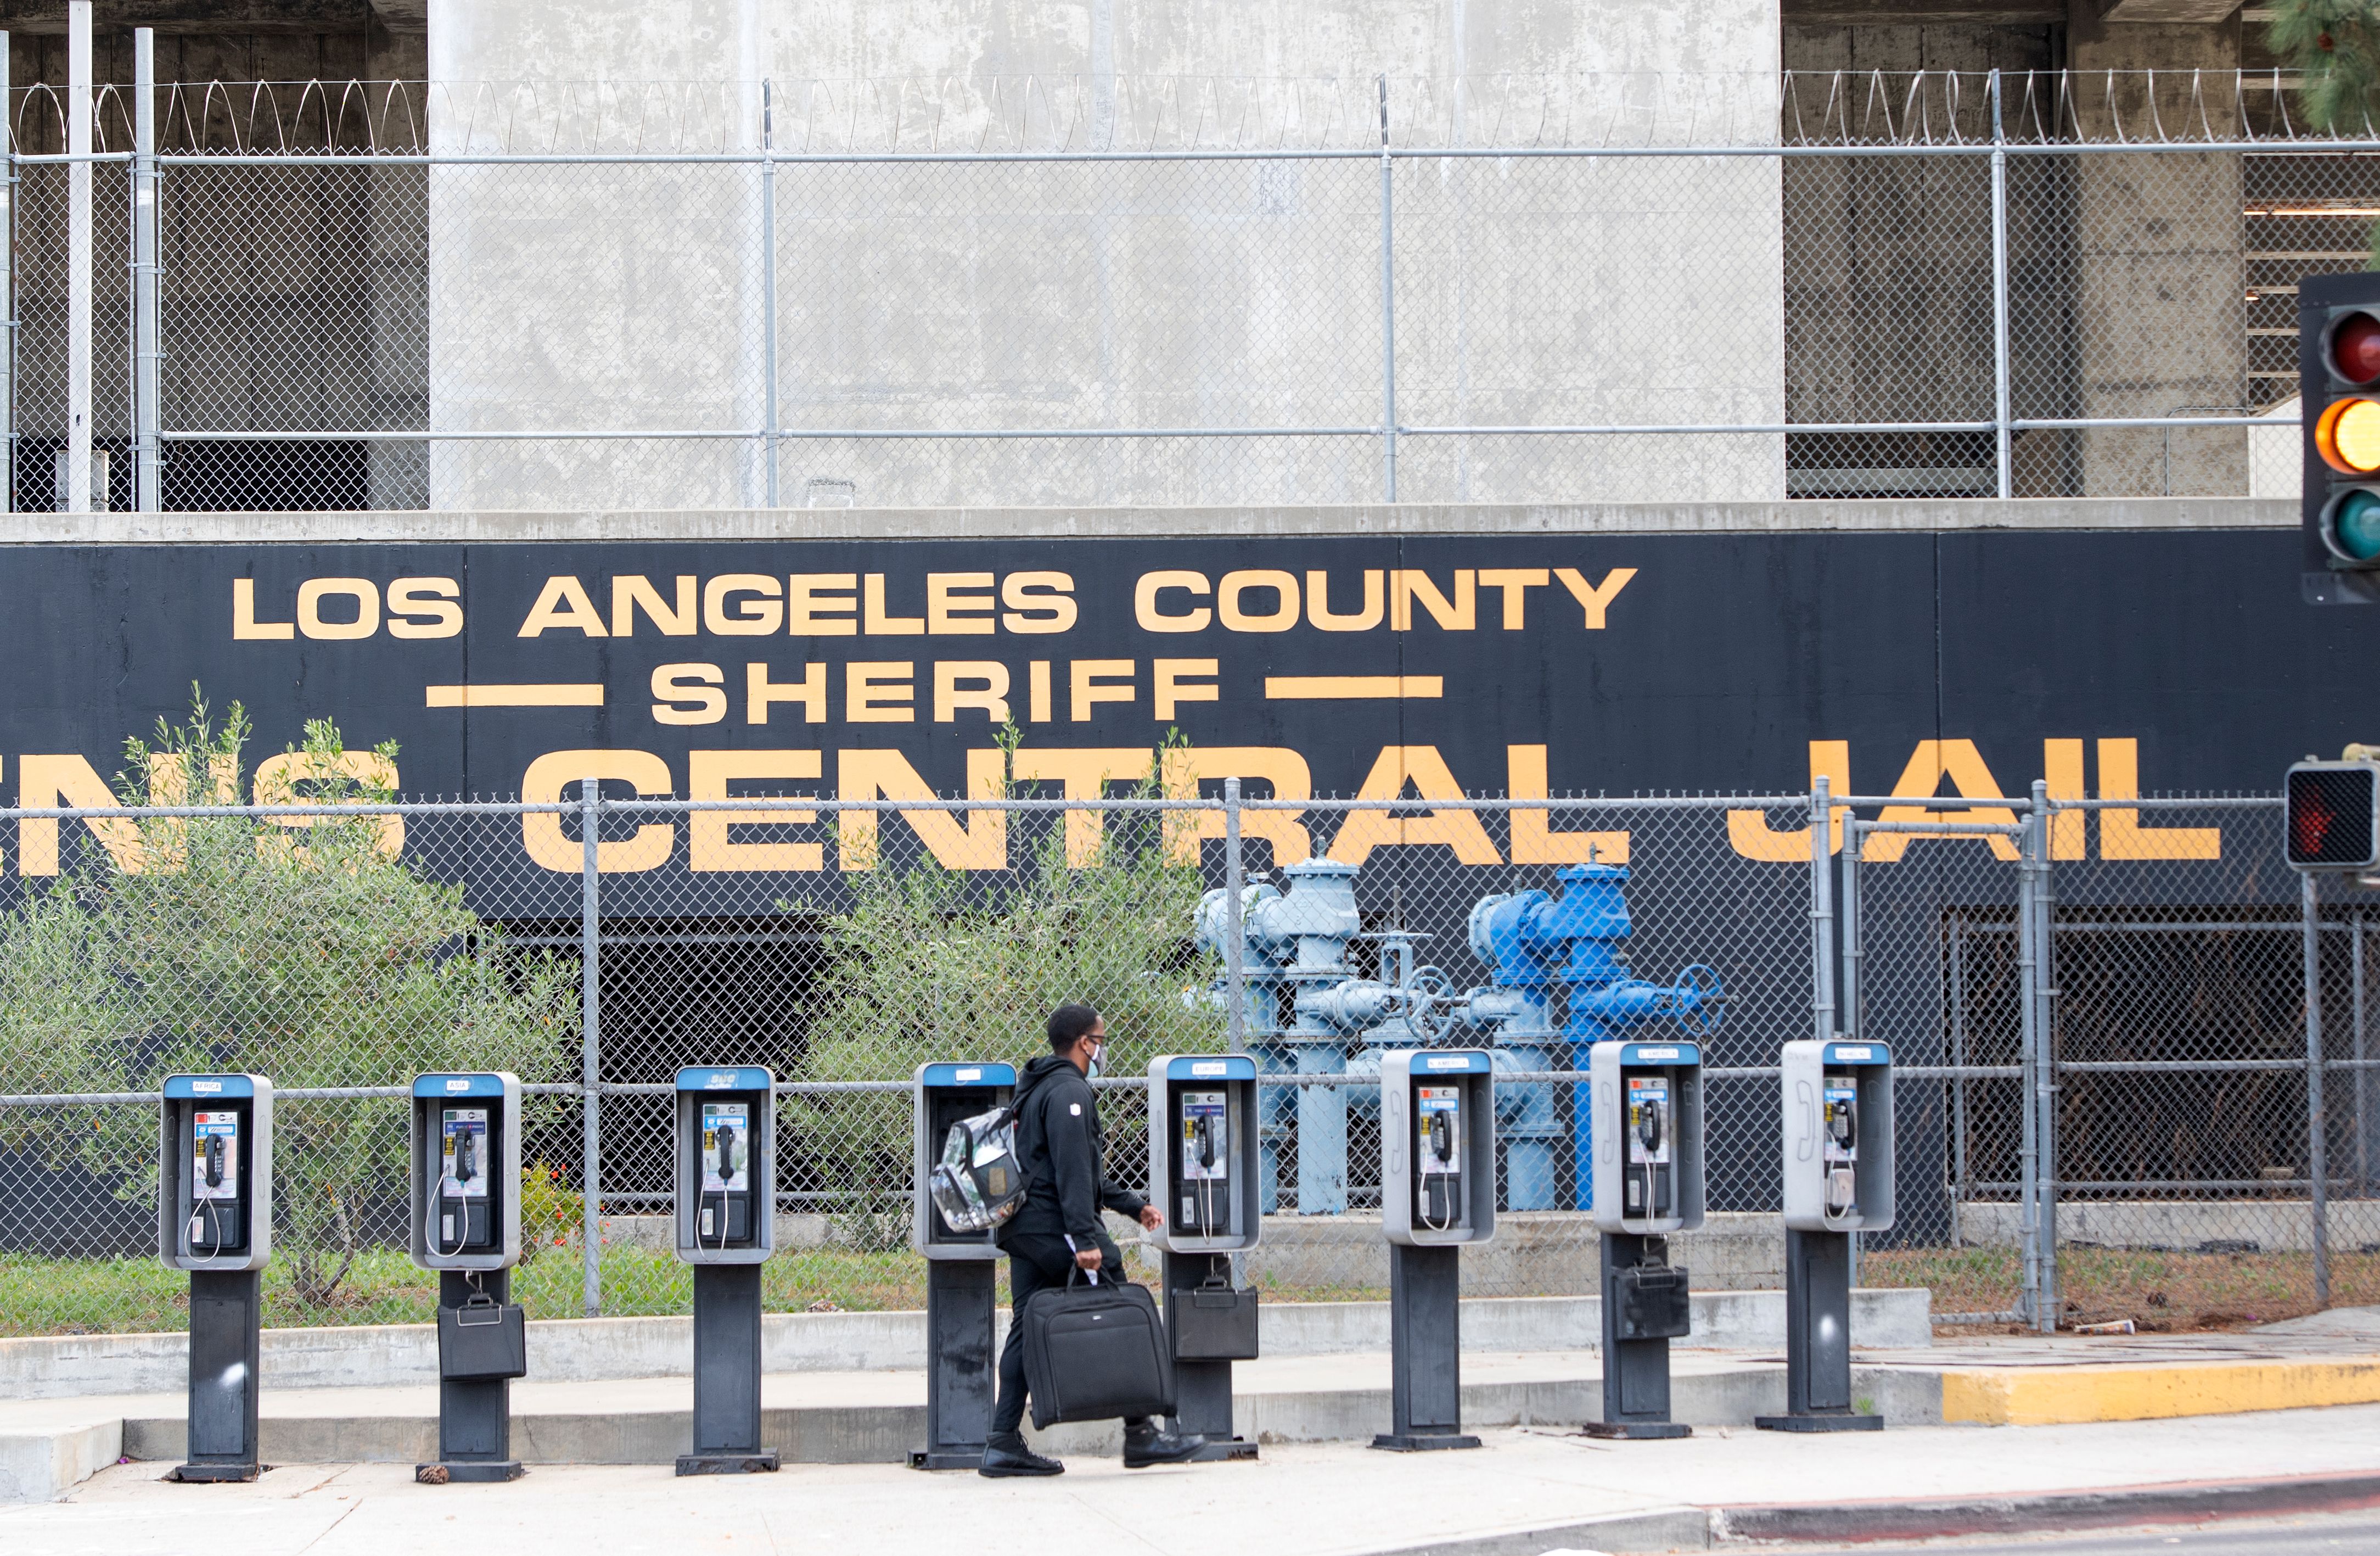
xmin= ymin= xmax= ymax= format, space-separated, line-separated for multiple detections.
xmin=1376 ymin=74 xmax=1397 ymax=503
xmin=759 ymin=79 xmax=779 ymax=508
xmin=132 ymin=30 xmax=161 ymax=514
xmin=2016 ymin=799 xmax=2042 ymax=1328
xmin=1810 ymin=775 xmax=1835 ymax=1042
xmin=2306 ymin=870 xmax=2332 ymax=1310
xmin=2031 ymin=779 xmax=2058 ymax=1330
xmin=580 ymin=778 xmax=603 ymax=1319
xmin=65 ymin=1 xmax=91 ymax=512
xmin=1224 ymin=776 xmax=1245 ymax=1053
xmin=2356 ymin=912 xmax=2368 ymax=1198
xmin=1 ymin=29 xmax=14 ymax=514
xmin=1989 ymin=68 xmax=2012 ymax=501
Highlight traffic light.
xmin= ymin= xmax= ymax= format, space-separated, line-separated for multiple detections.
xmin=2300 ymin=273 xmax=2380 ymax=605
xmin=2286 ymin=759 xmax=2380 ymax=870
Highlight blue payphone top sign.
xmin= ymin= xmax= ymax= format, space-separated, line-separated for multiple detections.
xmin=164 ymin=1073 xmax=255 ymax=1099
xmin=1618 ymin=1042 xmax=1700 ymax=1066
xmin=412 ymin=1072 xmax=507 ymax=1099
xmin=1164 ymin=1055 xmax=1258 ymax=1082
xmin=1415 ymin=1049 xmax=1492 ymax=1074
xmin=1822 ymin=1042 xmax=1890 ymax=1066
xmin=675 ymin=1066 xmax=774 ymax=1093
xmin=919 ymin=1061 xmax=1017 ymax=1089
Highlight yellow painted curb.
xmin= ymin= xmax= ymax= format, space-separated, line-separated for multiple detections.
xmin=1941 ymin=1356 xmax=2380 ymax=1426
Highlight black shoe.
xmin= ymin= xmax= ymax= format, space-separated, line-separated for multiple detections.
xmin=1122 ymin=1426 xmax=1207 ymax=1469
xmin=978 ymin=1434 xmax=1064 ymax=1478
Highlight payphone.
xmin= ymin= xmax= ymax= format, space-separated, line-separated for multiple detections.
xmin=159 ymin=1074 xmax=273 ymax=1482
xmin=910 ymin=1060 xmax=1017 ymax=1469
xmin=674 ymin=1066 xmax=779 ymax=1473
xmin=1587 ymin=1040 xmax=1704 ymax=1439
xmin=1759 ymin=1039 xmax=1894 ymax=1432
xmin=409 ymin=1072 xmax=525 ymax=1482
xmin=1146 ymin=1054 xmax=1263 ymax=1461
xmin=1373 ymin=1050 xmax=1495 ymax=1453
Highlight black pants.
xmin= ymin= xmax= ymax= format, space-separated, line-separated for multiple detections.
xmin=990 ymin=1229 xmax=1152 ymax=1438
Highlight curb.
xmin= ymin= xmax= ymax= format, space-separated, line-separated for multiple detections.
xmin=1939 ymin=1356 xmax=2380 ymax=1426
xmin=1364 ymin=1505 xmax=1716 ymax=1556
xmin=1711 ymin=1469 xmax=2380 ymax=1546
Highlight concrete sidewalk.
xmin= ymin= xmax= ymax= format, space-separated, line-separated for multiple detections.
xmin=10 ymin=1403 xmax=2380 ymax=1556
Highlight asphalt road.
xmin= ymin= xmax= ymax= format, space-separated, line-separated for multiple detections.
xmin=1766 ymin=1507 xmax=2380 ymax=1555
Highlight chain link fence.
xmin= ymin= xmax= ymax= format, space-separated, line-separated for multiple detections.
xmin=0 ymin=768 xmax=2352 ymax=1339
xmin=0 ymin=66 xmax=2359 ymax=512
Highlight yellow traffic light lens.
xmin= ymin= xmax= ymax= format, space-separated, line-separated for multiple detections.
xmin=2319 ymin=397 xmax=2380 ymax=473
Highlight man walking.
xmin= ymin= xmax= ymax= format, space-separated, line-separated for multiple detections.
xmin=980 ymin=1003 xmax=1207 ymax=1477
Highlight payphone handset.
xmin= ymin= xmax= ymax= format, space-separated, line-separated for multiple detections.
xmin=1380 ymin=1050 xmax=1495 ymax=1247
xmin=1591 ymin=1042 xmax=1705 ymax=1235
xmin=1146 ymin=1054 xmax=1262 ymax=1254
xmin=913 ymin=1061 xmax=1018 ymax=1259
xmin=159 ymin=1074 xmax=273 ymax=1273
xmin=409 ymin=1073 xmax=522 ymax=1272
xmin=1781 ymin=1040 xmax=1895 ymax=1233
xmin=675 ymin=1066 xmax=776 ymax=1263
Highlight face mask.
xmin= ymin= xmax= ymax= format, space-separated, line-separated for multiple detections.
xmin=1086 ymin=1043 xmax=1105 ymax=1080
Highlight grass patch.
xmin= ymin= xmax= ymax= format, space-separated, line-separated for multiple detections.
xmin=1863 ymin=1244 xmax=2380 ymax=1332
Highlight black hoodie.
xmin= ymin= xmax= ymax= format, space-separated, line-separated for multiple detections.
xmin=998 ymin=1053 xmax=1147 ymax=1245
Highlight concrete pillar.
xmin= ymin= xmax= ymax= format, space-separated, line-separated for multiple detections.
xmin=2063 ymin=11 xmax=2247 ymax=497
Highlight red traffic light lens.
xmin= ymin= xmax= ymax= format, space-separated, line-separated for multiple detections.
xmin=2335 ymin=313 xmax=2380 ymax=386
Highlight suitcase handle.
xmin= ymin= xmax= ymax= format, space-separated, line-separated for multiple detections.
xmin=1062 ymin=1234 xmax=1102 ymax=1286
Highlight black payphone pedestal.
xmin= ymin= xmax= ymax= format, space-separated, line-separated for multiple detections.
xmin=1582 ymin=1233 xmax=1693 ymax=1440
xmin=423 ymin=1269 xmax=525 ymax=1484
xmin=681 ymin=1263 xmax=781 ymax=1473
xmin=1163 ymin=1251 xmax=1261 ymax=1460
xmin=1754 ymin=1228 xmax=1884 ymax=1432
xmin=1373 ymin=1242 xmax=1481 ymax=1452
xmin=172 ymin=1269 xmax=264 ymax=1481
xmin=914 ymin=1258 xmax=998 ymax=1469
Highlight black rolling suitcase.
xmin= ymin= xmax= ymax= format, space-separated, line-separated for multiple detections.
xmin=1019 ymin=1249 xmax=1176 ymax=1430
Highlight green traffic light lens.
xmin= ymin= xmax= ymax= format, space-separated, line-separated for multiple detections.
xmin=2332 ymin=490 xmax=2380 ymax=563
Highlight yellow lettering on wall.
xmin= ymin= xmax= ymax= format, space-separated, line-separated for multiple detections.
xmin=387 ymin=577 xmax=463 ymax=639
xmin=1012 ymin=748 xmax=1159 ymax=866
xmin=1552 ymin=567 xmax=1636 ymax=629
xmin=296 ymin=579 xmax=379 ymax=641
xmin=1029 ymin=661 xmax=1053 ymax=723
xmin=1478 ymin=569 xmax=1550 ymax=630
xmin=1306 ymin=570 xmax=1384 ymax=632
xmin=935 ymin=662 xmax=1012 ymax=723
xmin=652 ymin=663 xmax=728 ymax=725
xmin=519 ymin=576 xmax=609 ymax=638
xmin=1135 ymin=571 xmax=1211 ymax=633
xmin=1071 ymin=659 xmax=1135 ymax=721
xmin=610 ymin=575 xmax=696 ymax=637
xmin=1727 ymin=741 xmax=1850 ymax=861
xmin=19 ymin=754 xmax=143 ymax=876
xmin=233 ymin=578 xmax=294 ymax=641
xmin=1507 ymin=746 xmax=1629 ymax=864
xmin=1389 ymin=570 xmax=1475 ymax=631
xmin=2044 ymin=738 xmax=2086 ymax=860
xmin=1328 ymin=746 xmax=1502 ymax=866
xmin=1156 ymin=746 xmax=1315 ymax=865
xmin=520 ymin=751 xmax=673 ymax=872
xmin=252 ymin=751 xmax=404 ymax=858
xmin=690 ymin=749 xmax=823 ymax=872
xmin=1153 ymin=659 xmax=1219 ymax=721
xmin=746 ymin=662 xmax=826 ymax=725
xmin=787 ymin=575 xmax=858 ymax=637
xmin=863 ymin=574 xmax=925 ymax=635
xmin=928 ymin=574 xmax=996 ymax=636
xmin=837 ymin=748 xmax=1007 ymax=870
xmin=1217 ymin=571 xmax=1300 ymax=633
xmin=846 ymin=662 xmax=916 ymax=723
xmin=1863 ymin=740 xmax=2021 ymax=863
xmin=1001 ymin=572 xmax=1077 ymax=634
xmin=2098 ymin=738 xmax=2221 ymax=859
xmin=704 ymin=575 xmax=783 ymax=636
